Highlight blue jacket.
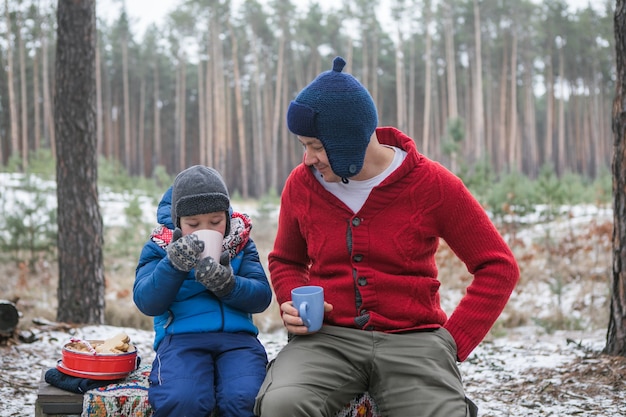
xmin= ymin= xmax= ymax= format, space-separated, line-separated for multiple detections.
xmin=134 ymin=187 xmax=272 ymax=350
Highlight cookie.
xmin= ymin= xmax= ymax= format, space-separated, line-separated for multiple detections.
xmin=95 ymin=332 xmax=131 ymax=353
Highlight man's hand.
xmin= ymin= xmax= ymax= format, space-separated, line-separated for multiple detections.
xmin=166 ymin=229 xmax=204 ymax=272
xmin=280 ymin=300 xmax=333 ymax=334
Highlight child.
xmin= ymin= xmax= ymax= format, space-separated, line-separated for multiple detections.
xmin=134 ymin=165 xmax=272 ymax=417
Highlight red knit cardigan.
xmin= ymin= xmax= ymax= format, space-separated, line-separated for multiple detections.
xmin=268 ymin=126 xmax=519 ymax=361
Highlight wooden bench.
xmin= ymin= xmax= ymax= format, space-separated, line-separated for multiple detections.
xmin=35 ymin=366 xmax=380 ymax=417
xmin=35 ymin=370 xmax=82 ymax=417
xmin=35 ymin=366 xmax=152 ymax=417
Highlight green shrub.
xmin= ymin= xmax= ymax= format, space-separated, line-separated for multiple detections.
xmin=484 ymin=169 xmax=536 ymax=222
xmin=0 ymin=174 xmax=58 ymax=269
xmin=461 ymin=157 xmax=495 ymax=203
xmin=152 ymin=165 xmax=174 ymax=190
xmin=256 ymin=188 xmax=280 ymax=222
xmin=536 ymin=164 xmax=566 ymax=223
xmin=25 ymin=149 xmax=56 ymax=179
xmin=592 ymin=167 xmax=613 ymax=205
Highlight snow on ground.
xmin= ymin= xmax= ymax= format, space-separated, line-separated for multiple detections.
xmin=461 ymin=327 xmax=625 ymax=416
xmin=1 ymin=324 xmax=624 ymax=416
xmin=0 ymin=324 xmax=286 ymax=416
xmin=1 ymin=172 xmax=625 ymax=416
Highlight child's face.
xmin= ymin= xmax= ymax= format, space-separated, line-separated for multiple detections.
xmin=179 ymin=212 xmax=228 ymax=236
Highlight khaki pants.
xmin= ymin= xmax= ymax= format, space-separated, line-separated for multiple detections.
xmin=254 ymin=325 xmax=477 ymax=417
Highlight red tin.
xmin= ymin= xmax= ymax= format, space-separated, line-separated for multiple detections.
xmin=56 ymin=340 xmax=138 ymax=380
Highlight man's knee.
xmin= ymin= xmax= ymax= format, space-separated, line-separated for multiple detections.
xmin=255 ymin=385 xmax=323 ymax=417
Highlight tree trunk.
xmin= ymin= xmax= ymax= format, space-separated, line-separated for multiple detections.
xmin=600 ymin=88 xmax=611 ymax=172
xmin=96 ymin=44 xmax=103 ymax=157
xmin=197 ymin=60 xmax=206 ymax=167
xmin=33 ymin=44 xmax=41 ymax=153
xmin=18 ymin=13 xmax=28 ymax=169
xmin=55 ymin=0 xmax=104 ymax=324
xmin=444 ymin=0 xmax=458 ymax=120
xmin=607 ymin=0 xmax=626 ymax=357
xmin=407 ymin=35 xmax=416 ymax=140
xmin=153 ymin=58 xmax=162 ymax=172
xmin=174 ymin=59 xmax=181 ymax=170
xmin=484 ymin=45 xmax=494 ymax=171
xmin=103 ymin=66 xmax=114 ymax=160
xmin=497 ymin=35 xmax=508 ymax=173
xmin=472 ymin=0 xmax=484 ymax=162
xmin=138 ymin=77 xmax=146 ymax=176
xmin=178 ymin=57 xmax=187 ymax=171
xmin=395 ymin=33 xmax=406 ymax=132
xmin=572 ymin=96 xmax=585 ymax=175
xmin=545 ymin=48 xmax=555 ymax=168
xmin=112 ymin=91 xmax=120 ymax=162
xmin=262 ymin=57 xmax=273 ymax=192
xmin=5 ymin=0 xmax=20 ymax=162
xmin=270 ymin=32 xmax=285 ymax=191
xmin=508 ymin=29 xmax=518 ymax=171
xmin=122 ymin=36 xmax=131 ymax=172
xmin=211 ymin=18 xmax=226 ymax=175
xmin=433 ymin=70 xmax=445 ymax=161
xmin=584 ymin=96 xmax=594 ymax=176
xmin=370 ymin=28 xmax=380 ymax=121
xmin=204 ymin=42 xmax=214 ymax=168
xmin=422 ymin=0 xmax=433 ymax=156
xmin=42 ymin=36 xmax=55 ymax=158
xmin=592 ymin=69 xmax=603 ymax=177
xmin=557 ymin=46 xmax=566 ymax=175
xmin=0 ymin=300 xmax=19 ymax=337
xmin=361 ymin=25 xmax=369 ymax=92
xmin=229 ymin=22 xmax=249 ymax=198
xmin=250 ymin=36 xmax=267 ymax=195
xmin=523 ymin=53 xmax=538 ymax=177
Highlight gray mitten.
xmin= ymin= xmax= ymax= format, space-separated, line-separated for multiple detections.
xmin=166 ymin=229 xmax=205 ymax=272
xmin=195 ymin=251 xmax=235 ymax=297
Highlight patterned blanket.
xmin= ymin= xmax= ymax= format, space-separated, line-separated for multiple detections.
xmin=82 ymin=365 xmax=380 ymax=417
xmin=82 ymin=365 xmax=152 ymax=417
xmin=336 ymin=392 xmax=380 ymax=417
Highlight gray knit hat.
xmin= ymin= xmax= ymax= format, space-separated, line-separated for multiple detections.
xmin=171 ymin=165 xmax=230 ymax=229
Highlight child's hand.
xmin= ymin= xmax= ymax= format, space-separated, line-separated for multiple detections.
xmin=195 ymin=252 xmax=235 ymax=297
xmin=166 ymin=229 xmax=205 ymax=272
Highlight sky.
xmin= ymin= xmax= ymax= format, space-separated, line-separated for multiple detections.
xmin=97 ymin=0 xmax=601 ymax=41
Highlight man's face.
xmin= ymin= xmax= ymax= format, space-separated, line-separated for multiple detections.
xmin=298 ymin=136 xmax=342 ymax=183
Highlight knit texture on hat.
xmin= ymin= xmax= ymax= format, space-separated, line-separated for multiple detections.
xmin=287 ymin=56 xmax=378 ymax=179
xmin=171 ymin=165 xmax=230 ymax=227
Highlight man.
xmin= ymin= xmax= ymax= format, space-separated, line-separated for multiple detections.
xmin=254 ymin=56 xmax=519 ymax=417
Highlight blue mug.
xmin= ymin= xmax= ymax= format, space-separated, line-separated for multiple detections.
xmin=291 ymin=286 xmax=324 ymax=332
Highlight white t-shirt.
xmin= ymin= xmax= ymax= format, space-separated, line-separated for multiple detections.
xmin=315 ymin=146 xmax=407 ymax=213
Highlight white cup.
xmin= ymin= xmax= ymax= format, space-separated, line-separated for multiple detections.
xmin=192 ymin=229 xmax=224 ymax=260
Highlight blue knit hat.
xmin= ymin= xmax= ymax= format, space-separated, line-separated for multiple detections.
xmin=287 ymin=56 xmax=378 ymax=179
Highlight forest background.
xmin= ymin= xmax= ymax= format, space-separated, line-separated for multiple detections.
xmin=0 ymin=0 xmax=616 ymax=199
xmin=2 ymin=4 xmax=626 ymax=411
